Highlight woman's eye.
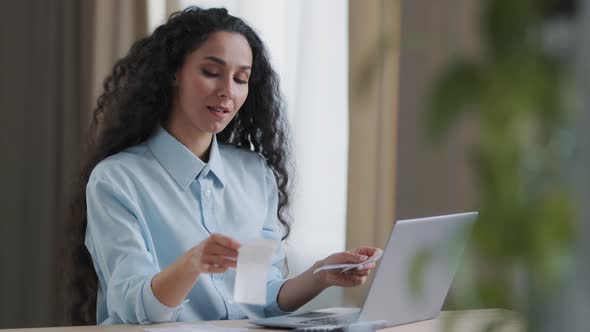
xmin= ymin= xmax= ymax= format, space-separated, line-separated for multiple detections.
xmin=202 ymin=69 xmax=218 ymax=77
xmin=234 ymin=78 xmax=248 ymax=85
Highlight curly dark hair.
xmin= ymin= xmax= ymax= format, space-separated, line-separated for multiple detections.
xmin=65 ymin=6 xmax=292 ymax=325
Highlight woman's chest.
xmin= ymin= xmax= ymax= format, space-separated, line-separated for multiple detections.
xmin=135 ymin=175 xmax=269 ymax=256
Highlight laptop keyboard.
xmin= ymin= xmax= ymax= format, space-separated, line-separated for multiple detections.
xmin=299 ymin=316 xmax=355 ymax=325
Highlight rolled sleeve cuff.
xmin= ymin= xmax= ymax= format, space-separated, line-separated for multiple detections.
xmin=142 ymin=277 xmax=189 ymax=323
xmin=264 ymin=278 xmax=294 ymax=317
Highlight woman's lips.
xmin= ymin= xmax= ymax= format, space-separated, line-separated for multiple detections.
xmin=207 ymin=106 xmax=230 ymax=119
xmin=207 ymin=105 xmax=230 ymax=113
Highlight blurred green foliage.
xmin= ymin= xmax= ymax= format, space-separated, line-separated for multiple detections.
xmin=429 ymin=0 xmax=576 ymax=330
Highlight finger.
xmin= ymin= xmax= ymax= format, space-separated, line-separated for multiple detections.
xmin=329 ymin=274 xmax=366 ymax=287
xmin=201 ymin=263 xmax=228 ymax=274
xmin=205 ymin=243 xmax=239 ymax=259
xmin=210 ymin=233 xmax=242 ymax=250
xmin=325 ymin=273 xmax=350 ymax=286
xmin=351 ymin=246 xmax=381 ymax=257
xmin=352 ymin=276 xmax=366 ymax=286
xmin=340 ymin=274 xmax=365 ymax=286
xmin=356 ymin=262 xmax=376 ymax=271
xmin=370 ymin=248 xmax=384 ymax=259
xmin=203 ymin=255 xmax=238 ymax=269
xmin=329 ymin=251 xmax=368 ymax=264
xmin=210 ymin=233 xmax=241 ymax=251
xmin=347 ymin=269 xmax=371 ymax=276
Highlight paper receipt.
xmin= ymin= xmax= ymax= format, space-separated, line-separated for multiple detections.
xmin=312 ymin=250 xmax=383 ymax=274
xmin=233 ymin=238 xmax=278 ymax=305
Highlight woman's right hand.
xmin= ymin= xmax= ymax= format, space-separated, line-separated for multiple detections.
xmin=152 ymin=233 xmax=241 ymax=307
xmin=189 ymin=233 xmax=241 ymax=274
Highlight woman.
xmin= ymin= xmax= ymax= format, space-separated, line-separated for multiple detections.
xmin=67 ymin=7 xmax=380 ymax=325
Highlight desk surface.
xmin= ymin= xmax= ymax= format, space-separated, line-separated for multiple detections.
xmin=4 ymin=310 xmax=522 ymax=332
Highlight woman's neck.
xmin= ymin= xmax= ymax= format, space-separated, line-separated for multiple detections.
xmin=164 ymin=120 xmax=213 ymax=162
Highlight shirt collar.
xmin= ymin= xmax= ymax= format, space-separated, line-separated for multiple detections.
xmin=147 ymin=127 xmax=226 ymax=190
xmin=206 ymin=134 xmax=226 ymax=186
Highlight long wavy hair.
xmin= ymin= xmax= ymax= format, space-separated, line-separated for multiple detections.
xmin=65 ymin=7 xmax=292 ymax=325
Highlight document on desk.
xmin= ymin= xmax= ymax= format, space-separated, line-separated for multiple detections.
xmin=144 ymin=324 xmax=247 ymax=332
xmin=233 ymin=238 xmax=278 ymax=305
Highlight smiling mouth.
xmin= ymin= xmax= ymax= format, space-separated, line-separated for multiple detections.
xmin=207 ymin=106 xmax=230 ymax=114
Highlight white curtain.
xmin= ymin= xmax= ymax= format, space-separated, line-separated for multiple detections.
xmin=148 ymin=0 xmax=349 ymax=309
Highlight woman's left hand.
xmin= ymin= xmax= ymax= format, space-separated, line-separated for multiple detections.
xmin=313 ymin=246 xmax=382 ymax=288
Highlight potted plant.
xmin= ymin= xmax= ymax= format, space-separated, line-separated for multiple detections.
xmin=428 ymin=0 xmax=578 ymax=330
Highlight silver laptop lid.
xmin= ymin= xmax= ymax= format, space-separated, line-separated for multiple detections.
xmin=359 ymin=212 xmax=477 ymax=325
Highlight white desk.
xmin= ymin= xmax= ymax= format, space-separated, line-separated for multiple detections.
xmin=3 ymin=310 xmax=522 ymax=332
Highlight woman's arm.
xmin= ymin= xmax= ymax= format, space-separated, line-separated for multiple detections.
xmin=276 ymin=248 xmax=380 ymax=312
xmin=152 ymin=233 xmax=241 ymax=307
xmin=275 ymin=261 xmax=331 ymax=312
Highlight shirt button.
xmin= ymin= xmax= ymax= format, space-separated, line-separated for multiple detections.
xmin=205 ymin=189 xmax=211 ymax=197
xmin=228 ymin=299 xmax=234 ymax=304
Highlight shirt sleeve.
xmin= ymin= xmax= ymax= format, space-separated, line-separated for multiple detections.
xmin=85 ymin=175 xmax=187 ymax=324
xmin=260 ymin=164 xmax=295 ymax=317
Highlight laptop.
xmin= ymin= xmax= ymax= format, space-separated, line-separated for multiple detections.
xmin=250 ymin=212 xmax=477 ymax=329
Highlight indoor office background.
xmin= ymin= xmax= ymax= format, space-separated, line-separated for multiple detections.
xmin=1 ymin=0 xmax=589 ymax=330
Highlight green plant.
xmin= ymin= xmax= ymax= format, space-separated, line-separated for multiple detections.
xmin=429 ymin=0 xmax=576 ymax=330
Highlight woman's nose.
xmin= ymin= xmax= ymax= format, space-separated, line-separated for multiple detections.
xmin=217 ymin=77 xmax=234 ymax=100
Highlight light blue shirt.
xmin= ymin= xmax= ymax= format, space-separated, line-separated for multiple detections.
xmin=85 ymin=127 xmax=291 ymax=325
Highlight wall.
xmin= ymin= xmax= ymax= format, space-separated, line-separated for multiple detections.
xmin=395 ymin=0 xmax=480 ymax=220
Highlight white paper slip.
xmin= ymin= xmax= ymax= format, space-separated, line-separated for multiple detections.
xmin=233 ymin=238 xmax=278 ymax=305
xmin=312 ymin=250 xmax=383 ymax=274
xmin=144 ymin=324 xmax=248 ymax=332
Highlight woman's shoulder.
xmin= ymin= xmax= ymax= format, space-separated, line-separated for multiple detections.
xmin=217 ymin=143 xmax=276 ymax=193
xmin=89 ymin=144 xmax=152 ymax=184
xmin=218 ymin=143 xmax=269 ymax=170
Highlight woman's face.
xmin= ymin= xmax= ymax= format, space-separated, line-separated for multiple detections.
xmin=170 ymin=31 xmax=252 ymax=136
